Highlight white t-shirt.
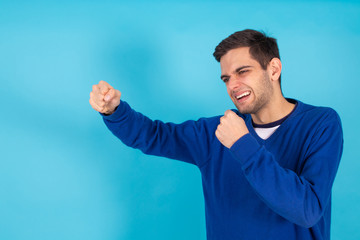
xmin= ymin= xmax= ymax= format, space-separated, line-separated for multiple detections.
xmin=254 ymin=125 xmax=280 ymax=140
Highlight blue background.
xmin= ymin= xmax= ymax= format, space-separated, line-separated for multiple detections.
xmin=1 ymin=0 xmax=359 ymax=239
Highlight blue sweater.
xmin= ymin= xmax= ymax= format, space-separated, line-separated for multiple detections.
xmin=102 ymin=99 xmax=343 ymax=240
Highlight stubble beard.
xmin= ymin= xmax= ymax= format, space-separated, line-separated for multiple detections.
xmin=234 ymin=73 xmax=273 ymax=115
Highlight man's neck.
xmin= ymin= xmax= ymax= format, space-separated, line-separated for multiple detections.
xmin=251 ymin=96 xmax=295 ymax=125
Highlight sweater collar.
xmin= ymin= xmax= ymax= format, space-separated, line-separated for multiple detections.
xmin=252 ymin=100 xmax=298 ymax=128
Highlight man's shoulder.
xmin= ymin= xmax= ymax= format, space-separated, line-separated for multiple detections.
xmin=291 ymin=99 xmax=341 ymax=125
xmin=194 ymin=115 xmax=222 ymax=126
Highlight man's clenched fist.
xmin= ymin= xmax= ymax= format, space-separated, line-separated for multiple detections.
xmin=89 ymin=80 xmax=121 ymax=115
xmin=215 ymin=110 xmax=249 ymax=148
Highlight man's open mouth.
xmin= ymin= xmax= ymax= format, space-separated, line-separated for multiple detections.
xmin=235 ymin=91 xmax=251 ymax=101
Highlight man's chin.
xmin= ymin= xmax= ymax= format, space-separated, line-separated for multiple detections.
xmin=235 ymin=105 xmax=252 ymax=114
xmin=233 ymin=100 xmax=253 ymax=114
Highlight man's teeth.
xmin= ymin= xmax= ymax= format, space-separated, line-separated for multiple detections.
xmin=236 ymin=91 xmax=250 ymax=99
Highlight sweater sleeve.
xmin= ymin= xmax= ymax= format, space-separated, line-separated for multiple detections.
xmin=101 ymin=100 xmax=216 ymax=167
xmin=229 ymin=110 xmax=343 ymax=228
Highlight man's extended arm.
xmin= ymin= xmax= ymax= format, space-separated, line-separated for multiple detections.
xmin=90 ymin=80 xmax=217 ymax=167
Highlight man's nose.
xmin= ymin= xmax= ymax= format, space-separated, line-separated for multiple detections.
xmin=228 ymin=77 xmax=240 ymax=90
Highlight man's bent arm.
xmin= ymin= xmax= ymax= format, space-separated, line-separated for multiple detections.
xmin=229 ymin=109 xmax=343 ymax=228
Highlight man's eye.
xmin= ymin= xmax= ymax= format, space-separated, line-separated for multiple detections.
xmin=238 ymin=70 xmax=248 ymax=75
xmin=222 ymin=78 xmax=229 ymax=83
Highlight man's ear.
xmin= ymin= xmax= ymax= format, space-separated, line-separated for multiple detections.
xmin=269 ymin=58 xmax=282 ymax=82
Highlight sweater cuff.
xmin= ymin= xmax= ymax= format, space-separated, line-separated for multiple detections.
xmin=230 ymin=133 xmax=261 ymax=166
xmin=100 ymin=100 xmax=128 ymax=121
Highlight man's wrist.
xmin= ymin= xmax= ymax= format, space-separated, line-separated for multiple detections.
xmin=103 ymin=106 xmax=118 ymax=116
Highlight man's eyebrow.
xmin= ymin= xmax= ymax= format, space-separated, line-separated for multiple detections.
xmin=220 ymin=65 xmax=252 ymax=80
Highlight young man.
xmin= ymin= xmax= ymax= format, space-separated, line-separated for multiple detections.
xmin=89 ymin=29 xmax=343 ymax=240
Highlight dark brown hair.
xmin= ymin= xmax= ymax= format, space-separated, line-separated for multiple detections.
xmin=213 ymin=29 xmax=281 ymax=83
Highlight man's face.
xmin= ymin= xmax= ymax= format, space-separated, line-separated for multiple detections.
xmin=220 ymin=47 xmax=273 ymax=115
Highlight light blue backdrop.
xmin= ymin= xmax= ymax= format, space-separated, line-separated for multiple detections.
xmin=1 ymin=0 xmax=359 ymax=239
